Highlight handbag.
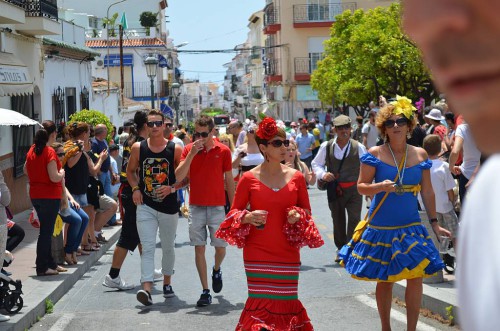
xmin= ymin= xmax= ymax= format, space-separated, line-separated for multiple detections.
xmin=318 ymin=140 xmax=350 ymax=203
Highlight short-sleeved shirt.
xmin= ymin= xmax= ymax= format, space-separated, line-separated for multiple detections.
xmin=430 ymin=159 xmax=456 ymax=213
xmin=455 ymin=124 xmax=481 ymax=179
xmin=362 ymin=122 xmax=379 ymax=148
xmin=91 ymin=138 xmax=110 ymax=172
xmin=26 ymin=145 xmax=62 ymax=199
xmin=181 ymin=141 xmax=232 ymax=206
xmin=295 ymin=132 xmax=316 ymax=159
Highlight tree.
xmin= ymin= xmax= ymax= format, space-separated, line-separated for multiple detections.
xmin=102 ymin=13 xmax=119 ymax=37
xmin=139 ymin=11 xmax=158 ymax=36
xmin=311 ymin=3 xmax=437 ymax=117
xmin=69 ymin=109 xmax=113 ymax=142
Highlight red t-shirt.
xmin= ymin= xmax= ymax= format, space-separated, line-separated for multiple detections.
xmin=181 ymin=140 xmax=232 ymax=206
xmin=26 ymin=145 xmax=63 ymax=199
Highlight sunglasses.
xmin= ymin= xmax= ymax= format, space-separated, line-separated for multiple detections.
xmin=266 ymin=139 xmax=290 ymax=148
xmin=165 ymin=123 xmax=173 ymax=128
xmin=147 ymin=120 xmax=164 ymax=128
xmin=57 ymin=152 xmax=65 ymax=157
xmin=193 ymin=131 xmax=209 ymax=138
xmin=384 ymin=118 xmax=408 ymax=128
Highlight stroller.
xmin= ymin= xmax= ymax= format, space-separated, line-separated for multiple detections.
xmin=0 ymin=253 xmax=22 ymax=314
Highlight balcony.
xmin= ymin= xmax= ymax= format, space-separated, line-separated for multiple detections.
xmin=123 ymin=81 xmax=169 ymax=99
xmin=294 ymin=56 xmax=323 ymax=81
xmin=0 ymin=0 xmax=25 ymax=24
xmin=293 ymin=3 xmax=357 ymax=28
xmin=263 ymin=5 xmax=280 ymax=34
xmin=264 ymin=58 xmax=282 ymax=83
xmin=16 ymin=0 xmax=60 ymax=35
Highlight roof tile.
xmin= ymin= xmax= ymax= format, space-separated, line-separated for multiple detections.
xmin=86 ymin=38 xmax=166 ymax=49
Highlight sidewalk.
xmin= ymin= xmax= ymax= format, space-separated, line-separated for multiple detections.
xmin=0 ymin=209 xmax=122 ymax=331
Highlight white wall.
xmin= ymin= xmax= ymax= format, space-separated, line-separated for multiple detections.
xmin=91 ymin=92 xmax=121 ymax=128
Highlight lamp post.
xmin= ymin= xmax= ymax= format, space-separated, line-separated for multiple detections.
xmin=145 ymin=55 xmax=159 ymax=109
xmin=243 ymin=95 xmax=249 ymax=120
xmin=106 ymin=0 xmax=127 ymax=94
xmin=171 ymin=82 xmax=180 ymax=127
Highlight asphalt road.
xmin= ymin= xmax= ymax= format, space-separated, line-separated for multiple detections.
xmin=30 ymin=188 xmax=455 ymax=331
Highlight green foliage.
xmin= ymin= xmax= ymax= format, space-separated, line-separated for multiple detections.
xmin=69 ymin=109 xmax=113 ymax=142
xmin=311 ymin=3 xmax=436 ymax=116
xmin=201 ymin=108 xmax=225 ymax=117
xmin=139 ymin=11 xmax=158 ymax=36
xmin=45 ymin=298 xmax=54 ymax=314
xmin=445 ymin=305 xmax=454 ymax=325
xmin=102 ymin=12 xmax=119 ymax=37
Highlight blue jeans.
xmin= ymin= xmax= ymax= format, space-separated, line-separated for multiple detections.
xmin=136 ymin=204 xmax=178 ymax=283
xmin=60 ymin=205 xmax=89 ymax=254
xmin=99 ymin=171 xmax=116 ymax=225
xmin=31 ymin=199 xmax=60 ymax=273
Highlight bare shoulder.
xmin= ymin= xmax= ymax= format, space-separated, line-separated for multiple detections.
xmin=368 ymin=145 xmax=382 ymax=158
xmin=284 ymin=165 xmax=301 ymax=180
xmin=411 ymin=145 xmax=429 ymax=162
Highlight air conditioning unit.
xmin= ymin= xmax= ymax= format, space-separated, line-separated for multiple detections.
xmin=95 ymin=57 xmax=105 ymax=69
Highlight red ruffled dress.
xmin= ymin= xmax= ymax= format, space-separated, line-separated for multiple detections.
xmin=216 ymin=171 xmax=324 ymax=331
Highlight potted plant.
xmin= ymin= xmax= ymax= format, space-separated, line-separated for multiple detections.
xmin=102 ymin=12 xmax=119 ymax=37
xmin=139 ymin=11 xmax=158 ymax=36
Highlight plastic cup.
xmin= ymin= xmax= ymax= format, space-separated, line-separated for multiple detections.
xmin=438 ymin=236 xmax=450 ymax=254
xmin=253 ymin=210 xmax=268 ymax=229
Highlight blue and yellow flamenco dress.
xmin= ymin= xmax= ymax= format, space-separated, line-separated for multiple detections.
xmin=339 ymin=153 xmax=444 ymax=282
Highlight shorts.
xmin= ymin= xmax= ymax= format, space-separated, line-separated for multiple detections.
xmin=437 ymin=209 xmax=459 ymax=239
xmin=188 ymin=205 xmax=227 ymax=247
xmin=72 ymin=194 xmax=88 ymax=208
xmin=116 ymin=185 xmax=140 ymax=251
xmin=96 ymin=194 xmax=117 ymax=213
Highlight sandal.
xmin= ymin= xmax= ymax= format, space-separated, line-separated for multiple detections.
xmin=65 ymin=254 xmax=75 ymax=265
xmin=82 ymin=245 xmax=98 ymax=252
xmin=37 ymin=268 xmax=59 ymax=276
xmin=77 ymin=248 xmax=90 ymax=256
xmin=56 ymin=265 xmax=68 ymax=272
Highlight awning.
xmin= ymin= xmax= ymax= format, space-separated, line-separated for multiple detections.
xmin=0 ymin=53 xmax=33 ymax=97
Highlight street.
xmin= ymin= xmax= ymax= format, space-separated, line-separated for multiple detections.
xmin=29 ymin=188 xmax=455 ymax=331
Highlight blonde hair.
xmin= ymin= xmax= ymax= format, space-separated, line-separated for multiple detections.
xmin=375 ymin=104 xmax=417 ymax=141
xmin=218 ymin=133 xmax=234 ymax=152
xmin=287 ymin=140 xmax=302 ymax=171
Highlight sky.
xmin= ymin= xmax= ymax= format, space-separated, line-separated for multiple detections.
xmin=166 ymin=1 xmax=264 ymax=83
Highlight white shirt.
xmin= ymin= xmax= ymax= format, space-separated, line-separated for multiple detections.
xmin=458 ymin=154 xmax=500 ymax=331
xmin=429 ymin=159 xmax=456 ymax=213
xmin=362 ymin=122 xmax=378 ymax=148
xmin=171 ymin=136 xmax=184 ymax=148
xmin=311 ymin=139 xmax=367 ymax=180
xmin=455 ymin=124 xmax=481 ymax=179
xmin=110 ymin=156 xmax=120 ymax=196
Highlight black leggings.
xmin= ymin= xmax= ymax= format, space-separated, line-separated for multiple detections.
xmin=7 ymin=223 xmax=25 ymax=252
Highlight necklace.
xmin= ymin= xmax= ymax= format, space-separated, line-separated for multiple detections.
xmin=387 ymin=143 xmax=408 ymax=196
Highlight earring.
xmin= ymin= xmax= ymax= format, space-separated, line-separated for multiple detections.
xmin=407 ymin=131 xmax=412 ymax=139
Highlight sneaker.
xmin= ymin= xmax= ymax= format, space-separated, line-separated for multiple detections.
xmin=154 ymin=268 xmax=163 ymax=282
xmin=196 ymin=290 xmax=212 ymax=307
xmin=103 ymin=275 xmax=135 ymax=290
xmin=212 ymin=267 xmax=223 ymax=293
xmin=163 ymin=284 xmax=175 ymax=298
xmin=0 ymin=314 xmax=9 ymax=322
xmin=136 ymin=289 xmax=153 ymax=306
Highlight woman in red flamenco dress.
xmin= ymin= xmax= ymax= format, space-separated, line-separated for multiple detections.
xmin=216 ymin=118 xmax=324 ymax=331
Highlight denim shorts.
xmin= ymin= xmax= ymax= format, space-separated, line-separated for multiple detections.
xmin=188 ymin=205 xmax=227 ymax=247
xmin=72 ymin=194 xmax=88 ymax=208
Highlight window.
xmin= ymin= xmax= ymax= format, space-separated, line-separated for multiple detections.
xmin=11 ymin=95 xmax=34 ymax=178
xmin=309 ymin=53 xmax=323 ymax=72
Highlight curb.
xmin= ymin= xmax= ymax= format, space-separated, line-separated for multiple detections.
xmin=0 ymin=227 xmax=121 ymax=331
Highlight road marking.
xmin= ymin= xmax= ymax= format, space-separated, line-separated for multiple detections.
xmin=48 ymin=313 xmax=75 ymax=331
xmin=354 ymin=295 xmax=438 ymax=331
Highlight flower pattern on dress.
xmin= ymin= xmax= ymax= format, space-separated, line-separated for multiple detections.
xmin=215 ymin=209 xmax=251 ymax=248
xmin=283 ymin=207 xmax=324 ymax=249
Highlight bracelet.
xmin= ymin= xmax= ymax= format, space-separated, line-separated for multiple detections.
xmin=429 ymin=218 xmax=438 ymax=224
xmin=131 ymin=186 xmax=140 ymax=192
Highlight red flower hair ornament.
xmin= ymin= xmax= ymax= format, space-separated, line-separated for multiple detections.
xmin=256 ymin=117 xmax=278 ymax=140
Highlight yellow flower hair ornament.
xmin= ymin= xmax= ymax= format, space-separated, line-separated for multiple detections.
xmin=390 ymin=95 xmax=417 ymax=120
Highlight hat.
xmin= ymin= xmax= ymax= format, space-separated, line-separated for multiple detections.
xmin=124 ymin=119 xmax=134 ymax=127
xmin=109 ymin=144 xmax=119 ymax=151
xmin=290 ymin=122 xmax=297 ymax=127
xmin=425 ymin=108 xmax=445 ymax=121
xmin=333 ymin=115 xmax=352 ymax=127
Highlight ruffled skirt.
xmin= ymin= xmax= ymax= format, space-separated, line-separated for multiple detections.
xmin=339 ymin=222 xmax=444 ymax=282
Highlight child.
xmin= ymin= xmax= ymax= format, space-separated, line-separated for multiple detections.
xmin=423 ymin=134 xmax=459 ymax=250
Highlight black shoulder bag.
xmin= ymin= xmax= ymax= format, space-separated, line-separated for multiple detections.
xmin=318 ymin=140 xmax=350 ymax=202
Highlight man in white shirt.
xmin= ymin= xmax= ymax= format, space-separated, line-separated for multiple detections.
xmin=361 ymin=111 xmax=378 ymax=148
xmin=312 ymin=115 xmax=367 ymax=262
xmin=402 ymin=2 xmax=500 ymax=330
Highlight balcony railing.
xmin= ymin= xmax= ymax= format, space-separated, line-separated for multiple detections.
xmin=264 ymin=6 xmax=280 ymax=26
xmin=24 ymin=0 xmax=58 ymax=21
xmin=5 ymin=0 xmax=24 ymax=8
xmin=293 ymin=3 xmax=357 ymax=23
xmin=294 ymin=57 xmax=321 ymax=75
xmin=265 ymin=58 xmax=281 ymax=76
xmin=123 ymin=81 xmax=169 ymax=99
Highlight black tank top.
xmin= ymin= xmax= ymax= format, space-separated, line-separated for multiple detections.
xmin=65 ymin=152 xmax=89 ymax=195
xmin=138 ymin=139 xmax=178 ymax=214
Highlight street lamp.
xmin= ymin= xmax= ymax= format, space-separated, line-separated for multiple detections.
xmin=243 ymin=95 xmax=249 ymax=119
xmin=145 ymin=54 xmax=159 ymax=109
xmin=106 ymin=0 xmax=127 ymax=94
xmin=171 ymin=82 xmax=181 ymax=126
